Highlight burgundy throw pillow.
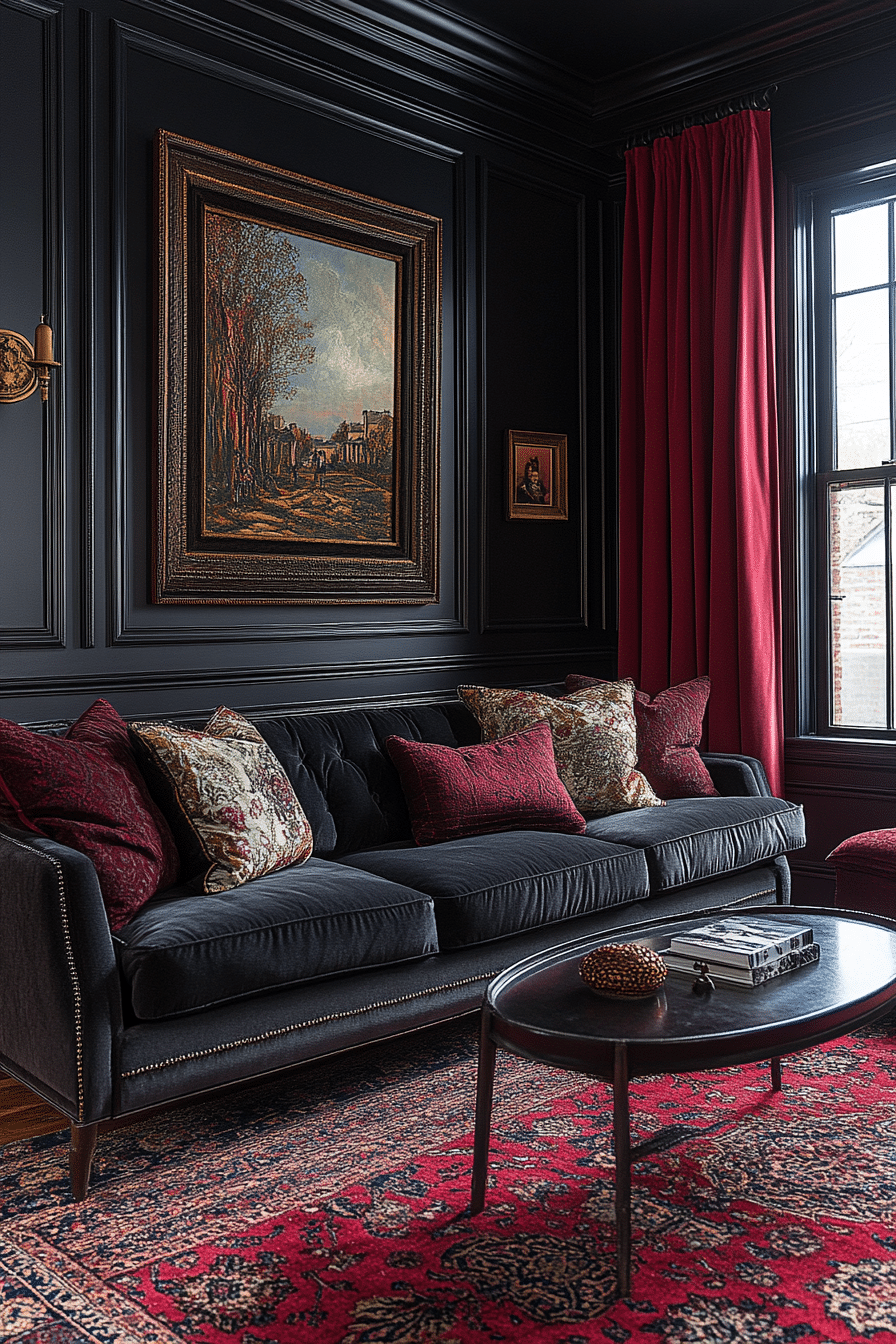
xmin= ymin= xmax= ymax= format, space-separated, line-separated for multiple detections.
xmin=827 ymin=829 xmax=896 ymax=878
xmin=0 ymin=699 xmax=181 ymax=930
xmin=565 ymin=674 xmax=718 ymax=800
xmin=385 ymin=721 xmax=587 ymax=846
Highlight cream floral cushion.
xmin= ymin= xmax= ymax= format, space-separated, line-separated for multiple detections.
xmin=129 ymin=707 xmax=313 ymax=893
xmin=457 ymin=681 xmax=663 ymax=816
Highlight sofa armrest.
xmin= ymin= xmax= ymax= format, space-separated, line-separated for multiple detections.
xmin=0 ymin=825 xmax=122 ymax=1124
xmin=700 ymin=752 xmax=773 ymax=797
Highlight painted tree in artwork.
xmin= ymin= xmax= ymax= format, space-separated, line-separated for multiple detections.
xmin=205 ymin=212 xmax=315 ymax=501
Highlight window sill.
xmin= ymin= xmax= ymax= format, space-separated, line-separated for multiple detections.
xmin=786 ymin=736 xmax=896 ymax=770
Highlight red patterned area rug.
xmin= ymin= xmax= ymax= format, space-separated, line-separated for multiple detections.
xmin=3 ymin=1013 xmax=896 ymax=1343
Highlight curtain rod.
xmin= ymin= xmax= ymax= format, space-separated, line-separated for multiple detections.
xmin=622 ymin=86 xmax=777 ymax=154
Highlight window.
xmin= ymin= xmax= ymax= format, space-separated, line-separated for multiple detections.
xmin=802 ymin=165 xmax=896 ymax=737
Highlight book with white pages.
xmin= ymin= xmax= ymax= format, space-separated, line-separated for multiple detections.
xmin=667 ymin=915 xmax=814 ymax=969
xmin=662 ymin=940 xmax=821 ymax=985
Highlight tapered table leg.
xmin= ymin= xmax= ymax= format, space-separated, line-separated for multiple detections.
xmin=770 ymin=1056 xmax=782 ymax=1091
xmin=613 ymin=1042 xmax=632 ymax=1298
xmin=470 ymin=1010 xmax=497 ymax=1215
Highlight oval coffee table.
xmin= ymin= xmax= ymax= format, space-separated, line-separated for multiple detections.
xmin=469 ymin=905 xmax=896 ymax=1298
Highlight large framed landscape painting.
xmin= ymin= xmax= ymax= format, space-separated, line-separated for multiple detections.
xmin=153 ymin=131 xmax=441 ymax=604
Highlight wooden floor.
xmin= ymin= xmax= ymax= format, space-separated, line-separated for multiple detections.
xmin=0 ymin=1070 xmax=68 ymax=1146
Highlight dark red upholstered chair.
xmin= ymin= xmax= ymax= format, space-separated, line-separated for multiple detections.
xmin=827 ymin=829 xmax=896 ymax=917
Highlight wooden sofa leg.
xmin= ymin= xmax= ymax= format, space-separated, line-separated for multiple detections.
xmin=70 ymin=1122 xmax=98 ymax=1201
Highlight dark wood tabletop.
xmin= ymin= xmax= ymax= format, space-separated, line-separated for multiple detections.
xmin=485 ymin=905 xmax=896 ymax=1079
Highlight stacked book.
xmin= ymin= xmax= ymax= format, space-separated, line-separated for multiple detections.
xmin=661 ymin=915 xmax=820 ymax=986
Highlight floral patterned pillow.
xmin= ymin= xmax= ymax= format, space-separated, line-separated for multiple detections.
xmin=457 ymin=681 xmax=663 ymax=816
xmin=565 ymin=674 xmax=719 ymax=799
xmin=129 ymin=707 xmax=313 ymax=894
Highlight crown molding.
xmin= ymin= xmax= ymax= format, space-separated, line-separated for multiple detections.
xmin=123 ymin=0 xmax=896 ymax=171
xmin=128 ymin=0 xmax=594 ymax=142
xmin=592 ymin=0 xmax=896 ymax=151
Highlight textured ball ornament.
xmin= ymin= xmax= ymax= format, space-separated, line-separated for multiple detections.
xmin=579 ymin=942 xmax=667 ymax=998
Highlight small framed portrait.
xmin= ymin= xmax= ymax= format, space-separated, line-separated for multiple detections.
xmin=506 ymin=430 xmax=568 ymax=521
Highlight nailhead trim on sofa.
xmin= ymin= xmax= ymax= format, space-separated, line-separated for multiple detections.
xmin=121 ymin=970 xmax=504 ymax=1078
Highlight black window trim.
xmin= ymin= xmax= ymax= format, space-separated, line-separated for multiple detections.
xmin=796 ymin=158 xmax=896 ymax=742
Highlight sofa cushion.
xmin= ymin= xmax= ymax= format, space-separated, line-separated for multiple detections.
xmin=566 ymin=674 xmax=719 ymax=799
xmin=583 ymin=796 xmax=806 ymax=892
xmin=256 ymin=702 xmax=480 ymax=857
xmin=114 ymin=859 xmax=439 ymax=1019
xmin=339 ymin=832 xmax=650 ymax=949
xmin=385 ymin=722 xmax=586 ymax=845
xmin=130 ymin=707 xmax=314 ymax=894
xmin=0 ymin=699 xmax=181 ymax=931
xmin=458 ymin=681 xmax=663 ymax=816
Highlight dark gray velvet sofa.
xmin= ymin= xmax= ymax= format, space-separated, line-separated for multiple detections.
xmin=0 ymin=694 xmax=805 ymax=1200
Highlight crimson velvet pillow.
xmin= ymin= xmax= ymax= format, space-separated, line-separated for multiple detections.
xmin=385 ymin=721 xmax=587 ymax=845
xmin=0 ymin=698 xmax=181 ymax=930
xmin=565 ymin=674 xmax=718 ymax=800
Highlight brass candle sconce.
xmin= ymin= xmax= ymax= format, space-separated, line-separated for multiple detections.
xmin=0 ymin=318 xmax=60 ymax=403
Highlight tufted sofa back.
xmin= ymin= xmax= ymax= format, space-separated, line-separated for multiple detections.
xmin=255 ymin=700 xmax=480 ymax=858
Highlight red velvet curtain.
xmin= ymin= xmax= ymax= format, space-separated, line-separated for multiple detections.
xmin=618 ymin=110 xmax=783 ymax=795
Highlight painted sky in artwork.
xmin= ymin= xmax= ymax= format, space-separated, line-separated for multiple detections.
xmin=270 ymin=232 xmax=396 ymax=437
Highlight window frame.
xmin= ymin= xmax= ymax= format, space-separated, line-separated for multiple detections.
xmin=796 ymin=160 xmax=896 ymax=741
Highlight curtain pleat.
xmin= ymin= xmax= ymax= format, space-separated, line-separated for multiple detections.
xmin=618 ymin=110 xmax=783 ymax=795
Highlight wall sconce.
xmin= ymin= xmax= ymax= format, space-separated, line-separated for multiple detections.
xmin=0 ymin=318 xmax=61 ymax=403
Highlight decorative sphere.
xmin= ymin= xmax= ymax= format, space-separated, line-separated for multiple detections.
xmin=579 ymin=942 xmax=667 ymax=998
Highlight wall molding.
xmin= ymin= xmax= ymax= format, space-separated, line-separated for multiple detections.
xmin=478 ymin=160 xmax=589 ymax=635
xmin=775 ymin=91 xmax=896 ymax=153
xmin=592 ymin=0 xmax=896 ymax=152
xmin=0 ymin=643 xmax=614 ymax=706
xmin=231 ymin=0 xmax=593 ymax=116
xmin=789 ymin=857 xmax=836 ymax=894
xmin=787 ymin=779 xmax=896 ymax=804
xmin=20 ymin=672 xmax=619 ymax=733
xmin=124 ymin=0 xmax=597 ymax=173
xmin=786 ymin=735 xmax=896 ymax=773
xmin=133 ymin=0 xmax=896 ymax=163
xmin=0 ymin=0 xmax=66 ymax=649
xmin=450 ymin=152 xmax=471 ymax=635
xmin=78 ymin=8 xmax=96 ymax=649
xmin=110 ymin=616 xmax=471 ymax=647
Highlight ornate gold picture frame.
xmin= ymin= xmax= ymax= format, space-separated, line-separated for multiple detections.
xmin=154 ymin=131 xmax=441 ymax=604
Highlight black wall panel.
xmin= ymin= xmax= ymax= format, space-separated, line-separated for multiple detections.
xmin=0 ymin=0 xmax=64 ymax=648
xmin=0 ymin=0 xmax=611 ymax=724
xmin=482 ymin=166 xmax=587 ymax=633
xmin=112 ymin=25 xmax=463 ymax=644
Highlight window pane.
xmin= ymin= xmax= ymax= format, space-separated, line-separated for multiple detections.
xmin=835 ymin=289 xmax=891 ymax=468
xmin=833 ymin=203 xmax=889 ymax=294
xmin=829 ymin=482 xmax=886 ymax=726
